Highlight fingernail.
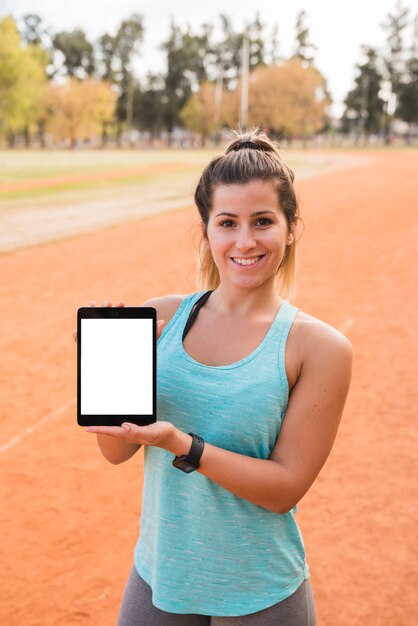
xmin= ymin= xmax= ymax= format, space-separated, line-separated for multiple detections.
xmin=122 ymin=423 xmax=130 ymax=431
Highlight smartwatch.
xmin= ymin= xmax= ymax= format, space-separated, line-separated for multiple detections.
xmin=172 ymin=433 xmax=205 ymax=473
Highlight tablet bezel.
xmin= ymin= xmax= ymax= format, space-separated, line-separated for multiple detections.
xmin=77 ymin=306 xmax=157 ymax=427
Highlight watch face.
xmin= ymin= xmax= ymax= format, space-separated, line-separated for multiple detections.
xmin=172 ymin=457 xmax=196 ymax=473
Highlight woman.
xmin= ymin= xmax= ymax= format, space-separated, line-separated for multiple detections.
xmin=76 ymin=129 xmax=353 ymax=625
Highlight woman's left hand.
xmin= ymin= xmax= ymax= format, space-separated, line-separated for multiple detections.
xmin=85 ymin=420 xmax=177 ymax=451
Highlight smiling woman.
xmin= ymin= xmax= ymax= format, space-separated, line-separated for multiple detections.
xmin=80 ymin=127 xmax=352 ymax=626
xmin=195 ymin=131 xmax=299 ymax=300
xmin=204 ymin=180 xmax=293 ymax=292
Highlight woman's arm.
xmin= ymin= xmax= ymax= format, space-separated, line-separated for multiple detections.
xmin=169 ymin=321 xmax=353 ymax=513
xmin=86 ymin=314 xmax=352 ymax=510
xmin=95 ymin=434 xmax=141 ymax=465
xmin=86 ymin=295 xmax=186 ymax=465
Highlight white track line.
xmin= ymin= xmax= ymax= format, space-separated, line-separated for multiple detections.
xmin=0 ymin=399 xmax=76 ymax=454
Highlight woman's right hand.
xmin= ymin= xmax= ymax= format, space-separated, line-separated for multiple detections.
xmin=72 ymin=300 xmax=165 ymax=342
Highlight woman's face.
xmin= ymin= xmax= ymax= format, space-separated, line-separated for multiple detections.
xmin=205 ymin=180 xmax=293 ymax=290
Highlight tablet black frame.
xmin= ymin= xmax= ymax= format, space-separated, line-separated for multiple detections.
xmin=77 ymin=307 xmax=157 ymax=427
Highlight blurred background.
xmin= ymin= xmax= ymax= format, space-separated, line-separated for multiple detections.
xmin=0 ymin=0 xmax=417 ymax=149
xmin=0 ymin=2 xmax=417 ymax=626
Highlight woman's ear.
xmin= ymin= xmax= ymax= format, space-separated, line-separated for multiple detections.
xmin=286 ymin=232 xmax=294 ymax=246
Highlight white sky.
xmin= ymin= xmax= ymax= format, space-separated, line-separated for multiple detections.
xmin=2 ymin=0 xmax=418 ymax=117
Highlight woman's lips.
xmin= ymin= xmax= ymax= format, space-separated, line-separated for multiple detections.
xmin=230 ymin=254 xmax=266 ymax=268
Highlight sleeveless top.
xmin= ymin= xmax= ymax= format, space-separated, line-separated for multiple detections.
xmin=134 ymin=290 xmax=310 ymax=616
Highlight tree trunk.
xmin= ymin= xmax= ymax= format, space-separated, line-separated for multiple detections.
xmin=101 ymin=122 xmax=108 ymax=149
xmin=37 ymin=121 xmax=46 ymax=148
xmin=23 ymin=126 xmax=31 ymax=148
xmin=116 ymin=123 xmax=123 ymax=148
xmin=7 ymin=133 xmax=15 ymax=148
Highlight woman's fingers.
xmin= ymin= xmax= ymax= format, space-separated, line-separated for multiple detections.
xmin=99 ymin=300 xmax=125 ymax=307
xmin=72 ymin=300 xmax=127 ymax=343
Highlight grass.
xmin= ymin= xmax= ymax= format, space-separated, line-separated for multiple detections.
xmin=0 ymin=149 xmax=215 ymax=183
xmin=0 ymin=147 xmax=370 ymax=206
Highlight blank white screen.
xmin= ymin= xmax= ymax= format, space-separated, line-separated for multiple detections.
xmin=81 ymin=318 xmax=153 ymax=415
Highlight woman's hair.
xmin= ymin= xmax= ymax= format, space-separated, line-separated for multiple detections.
xmin=194 ymin=127 xmax=300 ymax=300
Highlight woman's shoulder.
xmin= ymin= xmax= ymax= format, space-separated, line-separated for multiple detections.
xmin=289 ymin=308 xmax=353 ymax=364
xmin=142 ymin=293 xmax=193 ymax=326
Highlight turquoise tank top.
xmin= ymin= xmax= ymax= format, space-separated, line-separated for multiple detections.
xmin=134 ymin=291 xmax=310 ymax=616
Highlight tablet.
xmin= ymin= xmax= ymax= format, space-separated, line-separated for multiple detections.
xmin=77 ymin=307 xmax=156 ymax=427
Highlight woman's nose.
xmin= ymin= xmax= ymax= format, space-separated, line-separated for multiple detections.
xmin=236 ymin=227 xmax=256 ymax=250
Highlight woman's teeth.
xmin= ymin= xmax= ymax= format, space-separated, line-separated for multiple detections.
xmin=232 ymin=256 xmax=263 ymax=266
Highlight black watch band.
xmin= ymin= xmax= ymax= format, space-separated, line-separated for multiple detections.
xmin=172 ymin=433 xmax=205 ymax=473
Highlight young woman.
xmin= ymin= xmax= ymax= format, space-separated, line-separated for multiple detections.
xmin=76 ymin=129 xmax=353 ymax=625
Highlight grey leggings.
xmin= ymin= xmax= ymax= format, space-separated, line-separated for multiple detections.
xmin=117 ymin=565 xmax=316 ymax=626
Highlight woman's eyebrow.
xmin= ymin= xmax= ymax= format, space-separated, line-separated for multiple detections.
xmin=215 ymin=210 xmax=276 ymax=217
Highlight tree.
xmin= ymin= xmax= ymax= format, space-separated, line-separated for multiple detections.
xmin=52 ymin=28 xmax=95 ymax=78
xmin=19 ymin=13 xmax=48 ymax=46
xmin=269 ymin=23 xmax=281 ymax=66
xmin=396 ymin=14 xmax=418 ymax=139
xmin=160 ymin=19 xmax=208 ymax=139
xmin=180 ymin=81 xmax=217 ymax=143
xmin=113 ymin=14 xmax=144 ymax=127
xmin=0 ymin=16 xmax=47 ymax=146
xmin=245 ymin=12 xmax=266 ymax=70
xmin=293 ymin=10 xmax=317 ymax=66
xmin=96 ymin=14 xmax=144 ymax=133
xmin=133 ymin=72 xmax=165 ymax=136
xmin=47 ymin=78 xmax=116 ymax=147
xmin=96 ymin=32 xmax=116 ymax=82
xmin=341 ymin=46 xmax=385 ymax=141
xmin=214 ymin=14 xmax=266 ymax=89
xmin=16 ymin=14 xmax=52 ymax=146
xmin=215 ymin=15 xmax=243 ymax=90
xmin=180 ymin=80 xmax=240 ymax=142
xmin=247 ymin=59 xmax=330 ymax=140
xmin=381 ymin=0 xmax=410 ymax=141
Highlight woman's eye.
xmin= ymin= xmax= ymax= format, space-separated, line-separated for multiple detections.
xmin=218 ymin=218 xmax=272 ymax=228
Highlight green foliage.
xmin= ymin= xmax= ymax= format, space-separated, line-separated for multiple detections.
xmin=160 ymin=20 xmax=208 ymax=133
xmin=382 ymin=0 xmax=410 ymax=94
xmin=0 ymin=16 xmax=47 ymax=138
xmin=133 ymin=74 xmax=165 ymax=134
xmin=97 ymin=14 xmax=144 ymax=125
xmin=396 ymin=15 xmax=418 ymax=125
xmin=52 ymin=29 xmax=95 ymax=77
xmin=342 ymin=47 xmax=385 ymax=136
xmin=292 ymin=10 xmax=317 ymax=65
xmin=19 ymin=14 xmax=47 ymax=46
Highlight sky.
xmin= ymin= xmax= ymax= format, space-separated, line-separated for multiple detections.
xmin=2 ymin=0 xmax=418 ymax=117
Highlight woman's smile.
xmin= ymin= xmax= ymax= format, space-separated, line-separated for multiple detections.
xmin=230 ymin=254 xmax=266 ymax=267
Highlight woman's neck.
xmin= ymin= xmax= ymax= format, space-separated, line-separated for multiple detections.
xmin=208 ymin=281 xmax=282 ymax=318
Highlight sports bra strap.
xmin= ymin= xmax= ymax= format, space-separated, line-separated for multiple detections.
xmin=182 ymin=290 xmax=213 ymax=341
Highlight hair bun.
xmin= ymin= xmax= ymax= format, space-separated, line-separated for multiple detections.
xmin=234 ymin=141 xmax=257 ymax=150
xmin=225 ymin=129 xmax=275 ymax=155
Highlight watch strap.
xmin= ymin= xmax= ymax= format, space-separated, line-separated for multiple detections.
xmin=185 ymin=433 xmax=204 ymax=467
xmin=174 ymin=433 xmax=205 ymax=469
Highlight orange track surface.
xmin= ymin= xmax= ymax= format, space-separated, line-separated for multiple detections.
xmin=1 ymin=150 xmax=417 ymax=625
